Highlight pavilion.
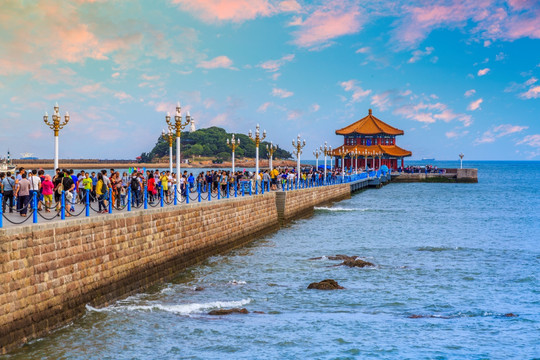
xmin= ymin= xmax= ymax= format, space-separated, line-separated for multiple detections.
xmin=331 ymin=109 xmax=412 ymax=170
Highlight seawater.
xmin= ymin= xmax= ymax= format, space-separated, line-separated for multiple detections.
xmin=3 ymin=161 xmax=539 ymax=359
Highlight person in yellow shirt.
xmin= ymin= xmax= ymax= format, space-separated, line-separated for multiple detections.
xmin=96 ymin=173 xmax=107 ymax=213
xmin=160 ymin=172 xmax=169 ymax=201
xmin=270 ymin=167 xmax=279 ymax=190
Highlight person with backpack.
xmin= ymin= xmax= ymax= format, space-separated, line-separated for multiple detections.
xmin=130 ymin=172 xmax=141 ymax=207
xmin=2 ymin=171 xmax=15 ymax=213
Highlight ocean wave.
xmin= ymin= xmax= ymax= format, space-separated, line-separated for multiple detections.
xmin=416 ymin=246 xmax=466 ymax=252
xmin=228 ymin=280 xmax=247 ymax=285
xmin=314 ymin=206 xmax=363 ymax=212
xmin=86 ymin=299 xmax=252 ymax=315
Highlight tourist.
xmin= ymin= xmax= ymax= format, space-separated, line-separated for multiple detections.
xmin=62 ymin=170 xmax=75 ymax=213
xmin=41 ymin=175 xmax=54 ymax=212
xmin=96 ymin=173 xmax=107 ymax=213
xmin=28 ymin=169 xmax=41 ymax=211
xmin=81 ymin=173 xmax=93 ymax=203
xmin=15 ymin=172 xmax=30 ymax=217
xmin=2 ymin=171 xmax=15 ymax=213
xmin=130 ymin=172 xmax=141 ymax=207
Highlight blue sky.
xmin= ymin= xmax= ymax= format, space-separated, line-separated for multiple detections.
xmin=0 ymin=0 xmax=539 ymax=160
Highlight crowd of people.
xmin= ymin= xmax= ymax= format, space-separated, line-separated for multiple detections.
xmin=399 ymin=165 xmax=443 ymax=173
xmin=1 ymin=166 xmax=372 ymax=218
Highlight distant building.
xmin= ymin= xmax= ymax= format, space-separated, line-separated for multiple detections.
xmin=190 ymin=120 xmax=196 ymax=132
xmin=332 ymin=109 xmax=412 ymax=169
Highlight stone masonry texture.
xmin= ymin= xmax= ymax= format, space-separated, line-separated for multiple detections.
xmin=0 ymin=184 xmax=352 ymax=354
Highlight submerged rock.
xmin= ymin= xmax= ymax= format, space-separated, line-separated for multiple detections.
xmin=253 ymin=311 xmax=265 ymax=314
xmin=408 ymin=314 xmax=451 ymax=319
xmin=340 ymin=259 xmax=375 ymax=268
xmin=194 ymin=287 xmax=205 ymax=291
xmin=307 ymin=279 xmax=345 ymax=290
xmin=503 ymin=313 xmax=518 ymax=317
xmin=328 ymin=255 xmax=358 ymax=261
xmin=208 ymin=308 xmax=249 ymax=315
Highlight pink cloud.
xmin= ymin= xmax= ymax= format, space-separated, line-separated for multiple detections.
xmin=445 ymin=130 xmax=469 ymax=138
xmin=340 ymin=79 xmax=371 ymax=103
xmin=290 ymin=1 xmax=363 ymax=49
xmin=408 ymin=46 xmax=434 ymax=63
xmin=464 ymin=89 xmax=476 ymax=97
xmin=258 ymin=102 xmax=273 ymax=112
xmin=477 ymin=68 xmax=490 ymax=76
xmin=467 ymin=98 xmax=483 ymax=111
xmin=258 ymin=54 xmax=295 ymax=72
xmin=520 ymin=85 xmax=540 ymax=99
xmin=172 ymin=0 xmax=300 ymax=23
xmin=272 ymin=88 xmax=294 ymax=98
xmin=517 ymin=134 xmax=540 ymax=147
xmin=197 ymin=56 xmax=234 ymax=69
xmin=475 ymin=124 xmax=528 ymax=144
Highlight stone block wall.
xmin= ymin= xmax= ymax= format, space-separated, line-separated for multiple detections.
xmin=0 ymin=193 xmax=279 ymax=354
xmin=276 ymin=184 xmax=351 ymax=222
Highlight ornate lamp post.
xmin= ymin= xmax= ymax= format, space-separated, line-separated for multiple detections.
xmin=363 ymin=149 xmax=369 ymax=171
xmin=320 ymin=142 xmax=332 ymax=184
xmin=165 ymin=102 xmax=191 ymax=177
xmin=292 ymin=134 xmax=306 ymax=186
xmin=313 ymin=149 xmax=321 ymax=171
xmin=227 ymin=134 xmax=240 ymax=174
xmin=43 ymin=102 xmax=69 ymax=170
xmin=248 ymin=124 xmax=266 ymax=179
xmin=377 ymin=152 xmax=383 ymax=169
xmin=162 ymin=127 xmax=174 ymax=174
xmin=266 ymin=142 xmax=277 ymax=171
xmin=351 ymin=149 xmax=358 ymax=174
xmin=459 ymin=153 xmax=464 ymax=169
xmin=336 ymin=148 xmax=347 ymax=180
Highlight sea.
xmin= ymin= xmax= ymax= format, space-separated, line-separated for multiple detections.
xmin=3 ymin=161 xmax=539 ymax=359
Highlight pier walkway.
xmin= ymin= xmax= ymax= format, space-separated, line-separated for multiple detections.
xmin=0 ymin=171 xmax=386 ymax=230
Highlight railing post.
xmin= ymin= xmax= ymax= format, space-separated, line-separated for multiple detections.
xmin=198 ymin=183 xmax=201 ymax=202
xmin=127 ymin=188 xmax=132 ymax=211
xmin=255 ymin=180 xmax=258 ymax=195
xmin=242 ymin=183 xmax=245 ymax=197
xmin=227 ymin=182 xmax=230 ymax=199
xmin=32 ymin=192 xmax=38 ymax=224
xmin=0 ymin=193 xmax=3 ymax=228
xmin=208 ymin=184 xmax=211 ymax=201
xmin=174 ymin=184 xmax=178 ymax=205
xmin=261 ymin=180 xmax=264 ymax=194
xmin=108 ymin=188 xmax=112 ymax=214
xmin=160 ymin=187 xmax=164 ymax=207
xmin=61 ymin=191 xmax=66 ymax=220
xmin=234 ymin=182 xmax=237 ymax=197
xmin=249 ymin=181 xmax=252 ymax=196
xmin=218 ymin=183 xmax=221 ymax=200
xmin=144 ymin=185 xmax=148 ymax=209
xmin=86 ymin=189 xmax=90 ymax=217
xmin=186 ymin=187 xmax=189 ymax=204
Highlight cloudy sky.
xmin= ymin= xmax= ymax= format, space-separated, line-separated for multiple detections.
xmin=1 ymin=0 xmax=539 ymax=160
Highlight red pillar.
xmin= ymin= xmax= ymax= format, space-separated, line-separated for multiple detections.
xmin=401 ymin=158 xmax=404 ymax=168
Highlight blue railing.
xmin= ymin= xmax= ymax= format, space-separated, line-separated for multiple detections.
xmin=0 ymin=171 xmax=375 ymax=228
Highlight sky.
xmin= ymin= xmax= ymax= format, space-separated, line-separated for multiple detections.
xmin=0 ymin=0 xmax=539 ymax=161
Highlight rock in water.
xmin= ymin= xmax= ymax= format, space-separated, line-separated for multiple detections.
xmin=327 ymin=255 xmax=358 ymax=261
xmin=504 ymin=313 xmax=518 ymax=317
xmin=307 ymin=279 xmax=345 ymax=290
xmin=194 ymin=287 xmax=205 ymax=291
xmin=340 ymin=259 xmax=375 ymax=268
xmin=208 ymin=308 xmax=249 ymax=315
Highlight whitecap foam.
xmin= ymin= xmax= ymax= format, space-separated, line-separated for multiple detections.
xmin=87 ymin=299 xmax=252 ymax=315
xmin=314 ymin=206 xmax=362 ymax=212
xmin=228 ymin=280 xmax=247 ymax=285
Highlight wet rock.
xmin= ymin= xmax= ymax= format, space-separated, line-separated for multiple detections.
xmin=194 ymin=287 xmax=205 ymax=291
xmin=307 ymin=279 xmax=345 ymax=290
xmin=503 ymin=313 xmax=518 ymax=317
xmin=328 ymin=255 xmax=358 ymax=261
xmin=340 ymin=259 xmax=375 ymax=268
xmin=408 ymin=314 xmax=451 ymax=319
xmin=208 ymin=308 xmax=249 ymax=315
xmin=253 ymin=311 xmax=265 ymax=314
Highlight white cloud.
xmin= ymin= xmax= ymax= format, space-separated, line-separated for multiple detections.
xmin=495 ymin=52 xmax=506 ymax=61
xmin=340 ymin=79 xmax=371 ymax=103
xmin=477 ymin=68 xmax=490 ymax=76
xmin=287 ymin=110 xmax=302 ymax=119
xmin=114 ymin=91 xmax=134 ymax=102
xmin=445 ymin=130 xmax=469 ymax=138
xmin=197 ymin=56 xmax=235 ymax=69
xmin=467 ymin=98 xmax=483 ymax=111
xmin=464 ymin=89 xmax=476 ymax=97
xmin=525 ymin=77 xmax=538 ymax=86
xmin=258 ymin=102 xmax=272 ymax=112
xmin=141 ymin=74 xmax=160 ymax=81
xmin=311 ymin=103 xmax=320 ymax=112
xmin=517 ymin=134 xmax=540 ymax=148
xmin=408 ymin=46 xmax=434 ymax=63
xmin=272 ymin=88 xmax=294 ymax=98
xmin=475 ymin=124 xmax=528 ymax=144
xmin=355 ymin=47 xmax=370 ymax=54
xmin=258 ymin=54 xmax=295 ymax=72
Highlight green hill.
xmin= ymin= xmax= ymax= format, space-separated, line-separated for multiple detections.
xmin=139 ymin=126 xmax=292 ymax=163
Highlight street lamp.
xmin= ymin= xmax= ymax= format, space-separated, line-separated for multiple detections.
xmin=162 ymin=127 xmax=174 ymax=173
xmin=43 ymin=102 xmax=69 ymax=170
xmin=336 ymin=147 xmax=347 ymax=180
xmin=227 ymin=134 xmax=240 ymax=174
xmin=248 ymin=124 xmax=266 ymax=180
xmin=313 ymin=149 xmax=321 ymax=171
xmin=266 ymin=142 xmax=277 ymax=171
xmin=165 ymin=102 xmax=191 ymax=178
xmin=459 ymin=153 xmax=464 ymax=169
xmin=351 ymin=149 xmax=358 ymax=174
xmin=320 ymin=142 xmax=332 ymax=184
xmin=363 ymin=149 xmax=369 ymax=171
xmin=292 ymin=134 xmax=306 ymax=186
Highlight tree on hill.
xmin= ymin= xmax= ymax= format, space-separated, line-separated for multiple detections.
xmin=139 ymin=126 xmax=292 ymax=163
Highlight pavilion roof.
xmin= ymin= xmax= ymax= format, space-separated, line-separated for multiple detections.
xmin=330 ymin=144 xmax=412 ymax=158
xmin=335 ymin=109 xmax=404 ymax=136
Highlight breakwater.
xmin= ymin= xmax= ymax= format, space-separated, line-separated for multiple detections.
xmin=0 ymin=179 xmax=365 ymax=354
xmin=391 ymin=168 xmax=478 ymax=183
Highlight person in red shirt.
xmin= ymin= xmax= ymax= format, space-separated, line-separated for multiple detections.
xmin=41 ymin=175 xmax=54 ymax=212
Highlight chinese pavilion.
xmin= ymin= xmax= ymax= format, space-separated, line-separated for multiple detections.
xmin=331 ymin=109 xmax=412 ymax=170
